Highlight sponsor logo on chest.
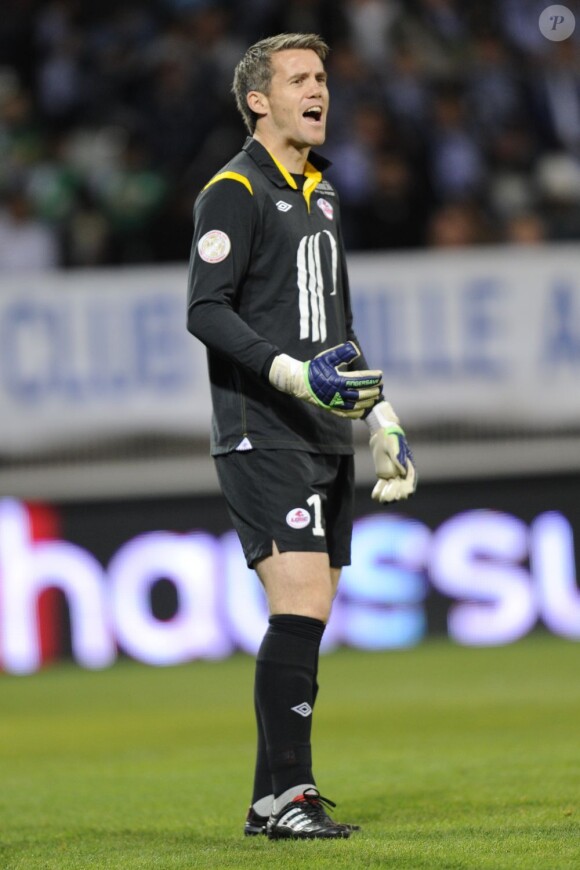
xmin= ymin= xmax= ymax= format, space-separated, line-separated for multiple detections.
xmin=316 ymin=198 xmax=334 ymax=221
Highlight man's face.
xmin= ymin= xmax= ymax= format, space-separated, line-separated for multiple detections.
xmin=258 ymin=49 xmax=329 ymax=149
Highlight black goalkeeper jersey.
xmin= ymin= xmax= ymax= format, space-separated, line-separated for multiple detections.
xmin=187 ymin=137 xmax=369 ymax=456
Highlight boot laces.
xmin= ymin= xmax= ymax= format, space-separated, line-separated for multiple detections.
xmin=299 ymin=787 xmax=337 ymax=822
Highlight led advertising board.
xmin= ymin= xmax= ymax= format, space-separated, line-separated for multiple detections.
xmin=0 ymin=475 xmax=578 ymax=673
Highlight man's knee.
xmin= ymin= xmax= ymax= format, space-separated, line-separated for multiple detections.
xmin=256 ymin=546 xmax=335 ymax=622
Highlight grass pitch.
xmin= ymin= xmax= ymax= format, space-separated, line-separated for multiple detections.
xmin=0 ymin=634 xmax=578 ymax=869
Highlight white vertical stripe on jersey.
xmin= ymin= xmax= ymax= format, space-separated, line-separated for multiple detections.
xmin=324 ymin=230 xmax=338 ymax=296
xmin=297 ymin=232 xmax=333 ymax=342
xmin=307 ymin=234 xmax=320 ymax=341
xmin=297 ymin=236 xmax=310 ymax=339
xmin=313 ymin=232 xmax=327 ymax=342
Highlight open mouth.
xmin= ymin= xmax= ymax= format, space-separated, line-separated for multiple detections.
xmin=303 ymin=106 xmax=323 ymax=123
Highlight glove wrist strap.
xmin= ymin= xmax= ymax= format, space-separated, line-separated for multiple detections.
xmin=268 ymin=353 xmax=302 ymax=393
xmin=365 ymin=400 xmax=400 ymax=435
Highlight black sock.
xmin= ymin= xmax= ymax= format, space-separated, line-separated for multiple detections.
xmin=313 ymin=641 xmax=321 ymax=707
xmin=250 ymin=693 xmax=272 ymax=809
xmin=253 ymin=614 xmax=325 ymax=799
xmin=250 ymin=628 xmax=324 ymax=808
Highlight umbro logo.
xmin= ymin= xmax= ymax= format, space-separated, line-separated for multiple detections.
xmin=276 ymin=200 xmax=293 ymax=212
xmin=291 ymin=702 xmax=312 ymax=717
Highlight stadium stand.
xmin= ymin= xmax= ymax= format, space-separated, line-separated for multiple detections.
xmin=1 ymin=0 xmax=579 ymax=499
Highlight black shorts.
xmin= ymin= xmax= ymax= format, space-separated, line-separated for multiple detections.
xmin=214 ymin=450 xmax=355 ymax=569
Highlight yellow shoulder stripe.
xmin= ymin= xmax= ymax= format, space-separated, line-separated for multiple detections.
xmin=203 ymin=171 xmax=253 ymax=195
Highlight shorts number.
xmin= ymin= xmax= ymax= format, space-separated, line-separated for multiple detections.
xmin=306 ymin=493 xmax=324 ymax=537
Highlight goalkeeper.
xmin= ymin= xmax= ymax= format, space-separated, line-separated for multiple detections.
xmin=187 ymin=32 xmax=416 ymax=842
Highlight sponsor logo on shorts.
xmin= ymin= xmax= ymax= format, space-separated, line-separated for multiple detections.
xmin=197 ymin=230 xmax=231 ymax=263
xmin=286 ymin=508 xmax=311 ymax=529
xmin=316 ymin=198 xmax=334 ymax=220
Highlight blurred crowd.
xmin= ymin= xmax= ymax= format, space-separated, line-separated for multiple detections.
xmin=2 ymin=0 xmax=580 ymax=271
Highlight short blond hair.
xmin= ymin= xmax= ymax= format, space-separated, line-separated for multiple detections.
xmin=232 ymin=33 xmax=329 ymax=133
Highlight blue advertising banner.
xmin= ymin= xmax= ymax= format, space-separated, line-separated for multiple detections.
xmin=1 ymin=246 xmax=579 ymax=454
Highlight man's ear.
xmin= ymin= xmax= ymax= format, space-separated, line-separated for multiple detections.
xmin=247 ymin=91 xmax=268 ymax=119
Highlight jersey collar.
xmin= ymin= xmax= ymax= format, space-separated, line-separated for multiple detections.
xmin=243 ymin=137 xmax=331 ymax=210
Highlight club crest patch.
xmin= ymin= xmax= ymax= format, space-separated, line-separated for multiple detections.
xmin=286 ymin=508 xmax=311 ymax=530
xmin=316 ymin=198 xmax=334 ymax=220
xmin=198 ymin=230 xmax=231 ymax=263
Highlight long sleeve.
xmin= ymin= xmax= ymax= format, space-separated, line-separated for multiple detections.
xmin=187 ymin=177 xmax=279 ymax=380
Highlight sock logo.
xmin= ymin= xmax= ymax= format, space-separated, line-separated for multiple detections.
xmin=291 ymin=702 xmax=312 ymax=717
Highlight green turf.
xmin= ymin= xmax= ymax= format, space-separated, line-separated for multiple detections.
xmin=0 ymin=634 xmax=578 ymax=869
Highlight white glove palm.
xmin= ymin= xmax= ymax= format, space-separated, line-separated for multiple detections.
xmin=366 ymin=400 xmax=417 ymax=502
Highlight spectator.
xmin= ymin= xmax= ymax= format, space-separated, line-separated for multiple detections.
xmin=535 ymin=152 xmax=580 ymax=241
xmin=26 ymin=132 xmax=81 ymax=225
xmin=529 ymin=39 xmax=580 ymax=156
xmin=82 ymin=4 xmax=158 ymax=126
xmin=381 ymin=41 xmax=431 ymax=139
xmin=0 ymin=188 xmax=59 ymax=271
xmin=504 ymin=211 xmax=548 ymax=245
xmin=427 ymin=201 xmax=491 ymax=248
xmin=323 ymin=40 xmax=382 ymax=143
xmin=392 ymin=0 xmax=469 ymax=79
xmin=499 ymin=0 xmax=564 ymax=58
xmin=178 ymin=2 xmax=245 ymax=101
xmin=466 ymin=31 xmax=527 ymax=143
xmin=35 ymin=0 xmax=87 ymax=131
xmin=142 ymin=50 xmax=218 ymax=175
xmin=326 ymin=102 xmax=397 ymax=202
xmin=487 ymin=121 xmax=540 ymax=222
xmin=428 ymin=83 xmax=486 ymax=202
xmin=343 ymin=0 xmax=401 ymax=69
xmin=0 ymin=0 xmax=577 ymax=265
xmin=350 ymin=151 xmax=429 ymax=250
xmin=62 ymin=184 xmax=109 ymax=267
xmin=94 ymin=134 xmax=167 ymax=264
xmin=0 ymin=85 xmax=45 ymax=181
xmin=325 ymin=102 xmax=401 ymax=245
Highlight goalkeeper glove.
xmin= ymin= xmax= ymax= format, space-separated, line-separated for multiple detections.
xmin=366 ymin=400 xmax=417 ymax=502
xmin=268 ymin=341 xmax=383 ymax=419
